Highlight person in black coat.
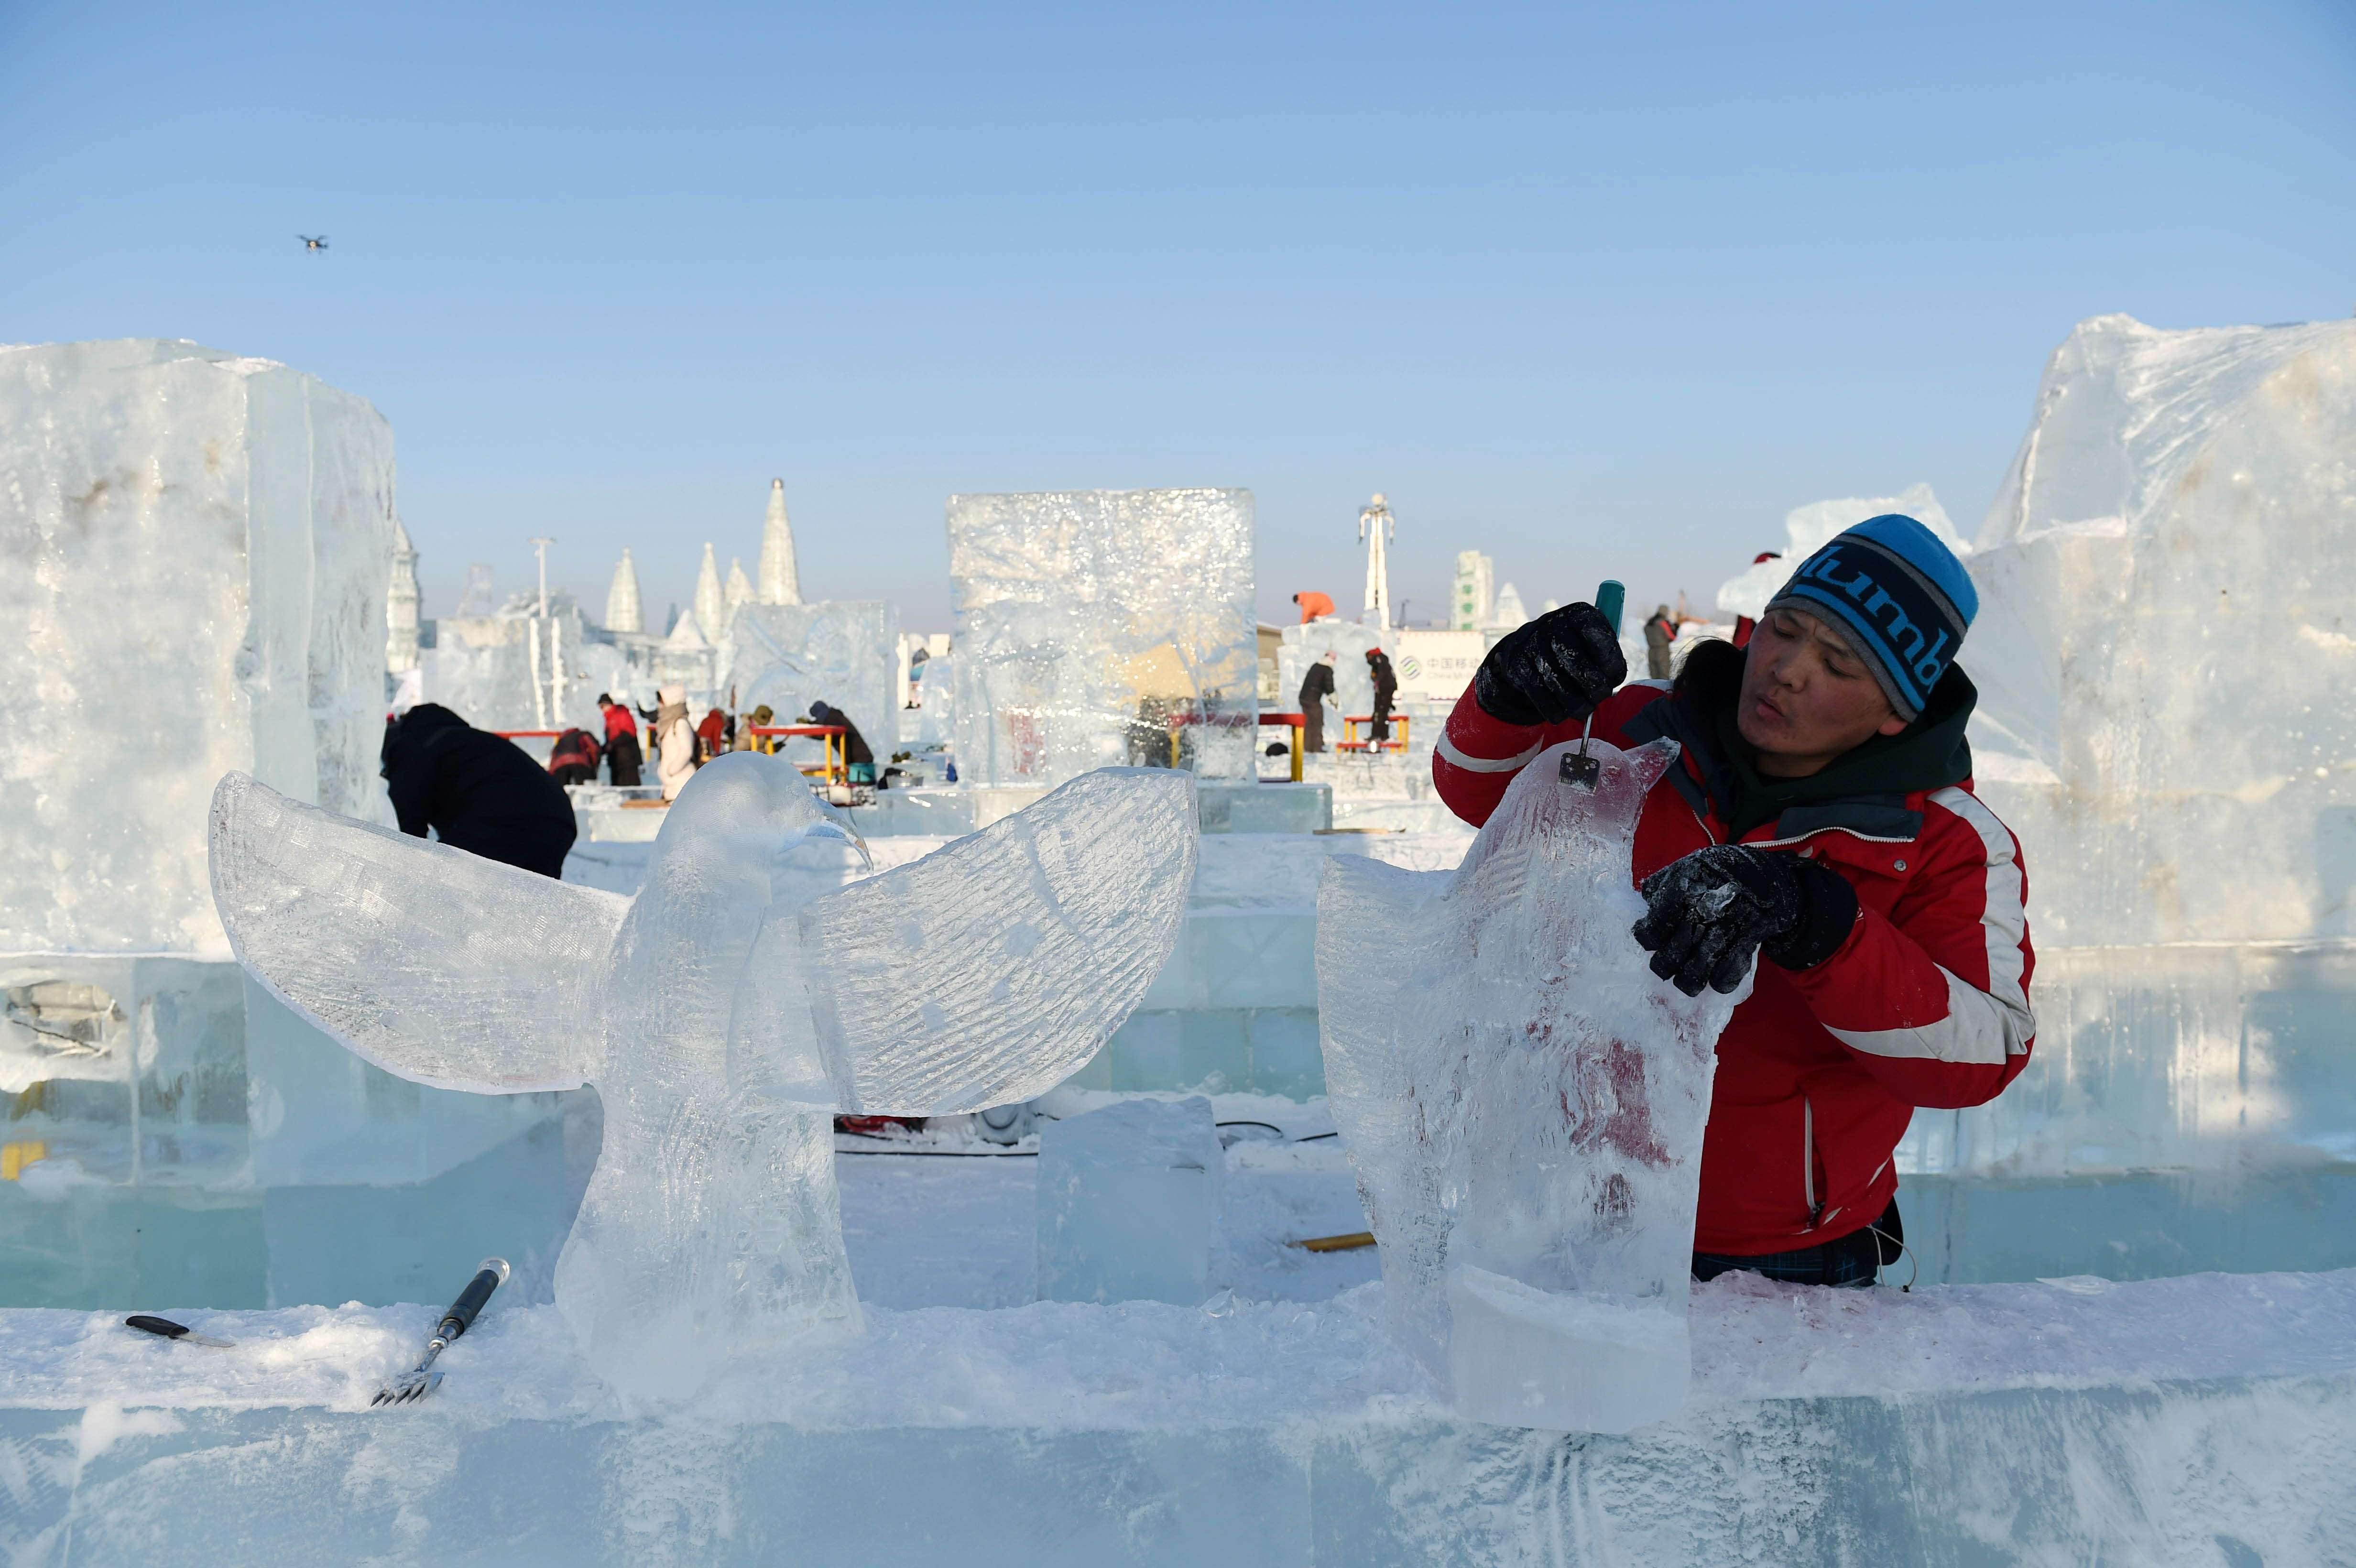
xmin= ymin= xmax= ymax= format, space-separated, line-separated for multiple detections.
xmin=381 ymin=704 xmax=578 ymax=878
xmin=1297 ymin=653 xmax=1337 ymax=753
xmin=1366 ymin=647 xmax=1399 ymax=744
xmin=806 ymin=700 xmax=876 ymax=783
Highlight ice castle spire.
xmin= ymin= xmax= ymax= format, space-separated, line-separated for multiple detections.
xmin=694 ymin=542 xmax=726 ymax=638
xmin=385 ymin=516 xmax=422 ymax=673
xmin=757 ymin=478 xmax=802 ymax=605
xmin=725 ymin=556 xmax=753 ymax=624
xmin=605 ymin=547 xmax=644 ymax=634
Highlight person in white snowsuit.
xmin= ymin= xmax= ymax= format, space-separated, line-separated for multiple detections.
xmin=653 ymin=686 xmax=697 ymax=802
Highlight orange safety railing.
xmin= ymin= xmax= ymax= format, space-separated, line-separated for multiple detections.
xmin=1338 ymin=714 xmax=1409 ymax=755
xmin=749 ymin=725 xmax=850 ymax=786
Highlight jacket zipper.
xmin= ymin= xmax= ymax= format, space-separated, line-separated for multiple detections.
xmin=1803 ymin=1096 xmax=1825 ymax=1231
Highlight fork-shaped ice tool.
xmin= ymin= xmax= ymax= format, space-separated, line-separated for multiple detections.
xmin=374 ymin=1257 xmax=511 ymax=1407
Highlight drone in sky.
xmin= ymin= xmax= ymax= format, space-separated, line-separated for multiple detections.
xmin=298 ymin=235 xmax=328 ymax=252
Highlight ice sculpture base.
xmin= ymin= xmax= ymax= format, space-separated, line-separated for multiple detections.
xmin=6 ymin=1269 xmax=2352 ymax=1566
xmin=1445 ymin=1265 xmax=1689 ymax=1434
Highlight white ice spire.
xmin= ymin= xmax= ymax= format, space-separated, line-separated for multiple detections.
xmin=385 ymin=516 xmax=422 ymax=673
xmin=693 ymin=542 xmax=726 ymax=638
xmin=725 ymin=556 xmax=753 ymax=624
xmin=605 ymin=548 xmax=644 ymax=634
xmin=758 ymin=478 xmax=803 ymax=605
xmin=1359 ymin=492 xmax=1396 ymax=632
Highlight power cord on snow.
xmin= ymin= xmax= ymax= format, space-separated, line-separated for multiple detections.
xmin=1869 ymin=1221 xmax=1919 ymax=1292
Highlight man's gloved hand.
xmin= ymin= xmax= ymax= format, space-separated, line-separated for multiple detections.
xmin=1472 ymin=602 xmax=1628 ymax=728
xmin=1631 ymin=845 xmax=1861 ymax=997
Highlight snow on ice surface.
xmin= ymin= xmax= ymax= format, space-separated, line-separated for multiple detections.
xmin=1319 ymin=737 xmax=1741 ymax=1431
xmin=947 ymin=489 xmax=1257 ymax=787
xmin=0 ymin=338 xmax=395 ymax=954
xmin=208 ymin=754 xmax=1198 ymax=1400
xmin=6 ymin=1268 xmax=2350 ymax=1425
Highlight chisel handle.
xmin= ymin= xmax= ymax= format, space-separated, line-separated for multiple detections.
xmin=436 ymin=1257 xmax=511 ymax=1343
xmin=1594 ymin=580 xmax=1625 ymax=636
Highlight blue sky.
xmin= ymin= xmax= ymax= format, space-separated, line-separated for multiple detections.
xmin=4 ymin=0 xmax=2352 ymax=632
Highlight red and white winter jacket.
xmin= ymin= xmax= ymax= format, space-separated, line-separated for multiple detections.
xmin=1433 ymin=678 xmax=2036 ymax=1256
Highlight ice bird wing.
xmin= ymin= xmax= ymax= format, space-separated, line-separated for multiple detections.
xmin=208 ymin=772 xmax=624 ymax=1092
xmin=799 ymin=768 xmax=1198 ymax=1115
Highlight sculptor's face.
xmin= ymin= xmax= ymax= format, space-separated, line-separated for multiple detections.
xmin=1736 ymin=608 xmax=1908 ymax=777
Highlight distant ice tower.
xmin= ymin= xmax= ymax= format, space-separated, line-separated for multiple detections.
xmin=758 ymin=478 xmax=803 ymax=605
xmin=385 ymin=517 xmax=421 ymax=673
xmin=694 ymin=543 xmax=726 ymax=639
xmin=1452 ymin=551 xmax=1494 ymax=632
xmin=606 ymin=548 xmax=644 ymax=634
xmin=725 ymin=557 xmax=753 ymax=624
xmin=1359 ymin=493 xmax=1395 ymax=632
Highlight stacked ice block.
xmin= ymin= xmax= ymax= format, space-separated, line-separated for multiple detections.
xmin=0 ymin=339 xmax=396 ymax=957
xmin=0 ymin=340 xmax=590 ymax=1309
xmin=725 ymin=600 xmax=900 ymax=762
xmin=947 ymin=490 xmax=1256 ymax=787
xmin=1035 ymin=1096 xmax=1225 ymax=1305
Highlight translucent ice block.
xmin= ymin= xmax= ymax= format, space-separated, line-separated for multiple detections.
xmin=1318 ymin=737 xmax=1741 ymax=1431
xmin=1036 ymin=1096 xmax=1224 ymax=1305
xmin=0 ymin=339 xmax=396 ymax=954
xmin=725 ymin=601 xmax=901 ymax=766
xmin=947 ymin=490 xmax=1256 ymax=787
xmin=1961 ymin=314 xmax=2356 ymax=949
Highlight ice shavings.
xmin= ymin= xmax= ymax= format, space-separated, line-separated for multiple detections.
xmin=1318 ymin=736 xmax=1743 ymax=1431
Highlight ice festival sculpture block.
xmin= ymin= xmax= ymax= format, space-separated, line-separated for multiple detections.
xmin=0 ymin=338 xmax=395 ymax=955
xmin=948 ymin=489 xmax=1256 ymax=787
xmin=1318 ymin=737 xmax=1740 ymax=1433
xmin=725 ymin=600 xmax=900 ymax=752
xmin=1962 ymin=312 xmax=2356 ymax=949
xmin=209 ymin=753 xmax=1197 ymax=1399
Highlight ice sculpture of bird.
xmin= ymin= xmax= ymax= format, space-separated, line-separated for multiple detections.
xmin=298 ymin=235 xmax=328 ymax=251
xmin=209 ymin=752 xmax=1197 ymax=1401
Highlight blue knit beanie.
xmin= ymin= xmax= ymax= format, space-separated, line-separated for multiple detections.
xmin=1762 ymin=514 xmax=1977 ymax=720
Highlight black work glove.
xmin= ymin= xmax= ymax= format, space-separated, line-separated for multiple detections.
xmin=1631 ymin=845 xmax=1860 ymax=997
xmin=1472 ymin=602 xmax=1627 ymax=728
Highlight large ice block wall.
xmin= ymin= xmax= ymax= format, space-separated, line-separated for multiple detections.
xmin=947 ymin=490 xmax=1256 ymax=787
xmin=1964 ymin=313 xmax=2356 ymax=949
xmin=726 ymin=600 xmax=899 ymax=752
xmin=1903 ymin=314 xmax=2356 ymax=1191
xmin=0 ymin=340 xmax=396 ymax=955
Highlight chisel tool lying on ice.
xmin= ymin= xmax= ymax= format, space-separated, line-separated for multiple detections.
xmin=1560 ymin=579 xmax=1625 ymax=790
xmin=374 ymin=1257 xmax=510 ymax=1407
xmin=125 ymin=1314 xmax=235 ymax=1349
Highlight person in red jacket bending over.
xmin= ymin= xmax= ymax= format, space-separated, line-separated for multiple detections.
xmin=1435 ymin=514 xmax=2032 ymax=1288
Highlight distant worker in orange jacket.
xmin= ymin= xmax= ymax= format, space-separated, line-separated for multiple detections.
xmin=1292 ymin=590 xmax=1335 ymax=623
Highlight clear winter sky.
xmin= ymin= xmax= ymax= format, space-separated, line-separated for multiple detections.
xmin=4 ymin=2 xmax=2352 ymax=634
